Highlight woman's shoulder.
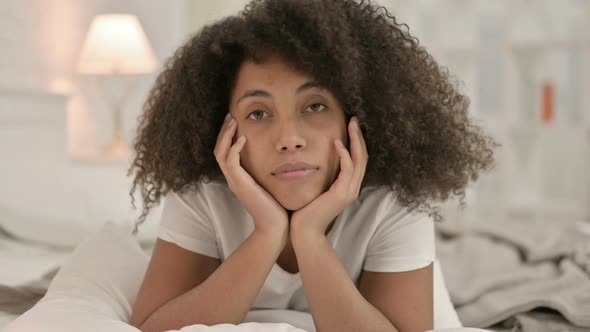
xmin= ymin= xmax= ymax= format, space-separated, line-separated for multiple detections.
xmin=349 ymin=185 xmax=426 ymax=227
xmin=356 ymin=185 xmax=402 ymax=210
xmin=172 ymin=177 xmax=236 ymax=211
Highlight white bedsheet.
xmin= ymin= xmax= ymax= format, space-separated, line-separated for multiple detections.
xmin=0 ymin=226 xmax=491 ymax=332
xmin=0 ymin=229 xmax=72 ymax=330
xmin=0 ymin=233 xmax=70 ymax=287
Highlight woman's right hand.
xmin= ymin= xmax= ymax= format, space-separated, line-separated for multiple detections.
xmin=214 ymin=112 xmax=289 ymax=244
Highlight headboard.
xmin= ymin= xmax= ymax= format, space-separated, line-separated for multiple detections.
xmin=0 ymin=87 xmax=160 ymax=248
xmin=0 ymin=87 xmax=68 ymax=208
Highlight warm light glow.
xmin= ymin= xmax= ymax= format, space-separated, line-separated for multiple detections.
xmin=49 ymin=78 xmax=74 ymax=94
xmin=76 ymin=14 xmax=158 ymax=75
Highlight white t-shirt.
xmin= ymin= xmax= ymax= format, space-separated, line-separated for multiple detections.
xmin=157 ymin=178 xmax=435 ymax=313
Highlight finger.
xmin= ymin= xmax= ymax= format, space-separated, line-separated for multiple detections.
xmin=349 ymin=117 xmax=368 ymax=187
xmin=358 ymin=120 xmax=368 ymax=172
xmin=226 ymin=135 xmax=246 ymax=175
xmin=214 ymin=115 xmax=237 ymax=163
xmin=348 ymin=117 xmax=363 ymax=166
xmin=214 ymin=113 xmax=234 ymax=146
xmin=358 ymin=121 xmax=368 ymax=164
xmin=333 ymin=139 xmax=354 ymax=193
xmin=347 ymin=118 xmax=362 ymax=184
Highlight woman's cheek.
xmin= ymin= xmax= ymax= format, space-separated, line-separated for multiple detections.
xmin=234 ymin=124 xmax=241 ymax=141
xmin=239 ymin=146 xmax=252 ymax=172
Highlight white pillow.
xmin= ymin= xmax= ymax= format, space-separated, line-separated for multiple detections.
xmin=4 ymin=222 xmax=464 ymax=332
xmin=0 ymin=200 xmax=161 ymax=250
xmin=2 ymin=222 xmax=309 ymax=332
xmin=433 ymin=260 xmax=463 ymax=328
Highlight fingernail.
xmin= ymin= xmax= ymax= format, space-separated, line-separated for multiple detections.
xmin=353 ymin=117 xmax=359 ymax=130
xmin=224 ymin=113 xmax=231 ymax=121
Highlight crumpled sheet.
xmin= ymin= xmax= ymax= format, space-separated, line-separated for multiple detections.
xmin=0 ymin=267 xmax=58 ymax=315
xmin=435 ymin=219 xmax=590 ymax=332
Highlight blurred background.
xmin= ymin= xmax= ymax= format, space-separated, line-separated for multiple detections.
xmin=0 ymin=0 xmax=589 ymax=249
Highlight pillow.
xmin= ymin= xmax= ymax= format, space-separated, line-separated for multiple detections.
xmin=2 ymin=222 xmax=309 ymax=332
xmin=0 ymin=200 xmax=161 ymax=250
xmin=4 ymin=221 xmax=465 ymax=332
xmin=433 ymin=260 xmax=463 ymax=328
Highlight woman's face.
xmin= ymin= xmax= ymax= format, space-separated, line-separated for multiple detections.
xmin=228 ymin=56 xmax=348 ymax=211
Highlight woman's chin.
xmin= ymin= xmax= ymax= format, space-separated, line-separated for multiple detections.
xmin=266 ymin=181 xmax=327 ymax=211
xmin=278 ymin=199 xmax=308 ymax=212
xmin=275 ymin=194 xmax=316 ymax=212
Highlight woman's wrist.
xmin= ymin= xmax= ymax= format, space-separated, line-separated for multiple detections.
xmin=254 ymin=223 xmax=289 ymax=249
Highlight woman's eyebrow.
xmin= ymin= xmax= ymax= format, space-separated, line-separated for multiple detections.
xmin=236 ymin=81 xmax=322 ymax=105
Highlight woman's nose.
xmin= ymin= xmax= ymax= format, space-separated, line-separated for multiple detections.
xmin=275 ymin=120 xmax=306 ymax=152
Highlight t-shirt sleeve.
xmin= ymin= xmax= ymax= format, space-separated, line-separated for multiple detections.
xmin=363 ymin=200 xmax=435 ymax=272
xmin=156 ymin=189 xmax=220 ymax=259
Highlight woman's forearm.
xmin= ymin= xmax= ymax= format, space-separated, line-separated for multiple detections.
xmin=292 ymin=229 xmax=398 ymax=332
xmin=139 ymin=228 xmax=286 ymax=332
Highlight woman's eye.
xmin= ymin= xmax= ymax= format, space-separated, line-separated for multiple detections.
xmin=307 ymin=103 xmax=326 ymax=112
xmin=247 ymin=103 xmax=326 ymax=120
xmin=247 ymin=110 xmax=269 ymax=120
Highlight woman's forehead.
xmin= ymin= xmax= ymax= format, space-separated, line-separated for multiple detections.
xmin=235 ymin=57 xmax=312 ymax=87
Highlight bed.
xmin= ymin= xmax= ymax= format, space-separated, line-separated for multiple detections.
xmin=2 ymin=216 xmax=589 ymax=332
xmin=0 ymin=230 xmax=72 ymax=329
xmin=0 ymin=221 xmax=467 ymax=332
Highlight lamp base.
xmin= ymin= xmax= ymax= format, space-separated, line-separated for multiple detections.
xmin=100 ymin=136 xmax=130 ymax=157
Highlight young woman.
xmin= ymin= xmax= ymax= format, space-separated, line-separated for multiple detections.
xmin=128 ymin=0 xmax=498 ymax=331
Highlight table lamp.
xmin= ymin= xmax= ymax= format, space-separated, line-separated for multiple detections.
xmin=76 ymin=13 xmax=158 ymax=157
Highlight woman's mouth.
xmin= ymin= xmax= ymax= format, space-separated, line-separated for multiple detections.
xmin=273 ymin=168 xmax=319 ymax=180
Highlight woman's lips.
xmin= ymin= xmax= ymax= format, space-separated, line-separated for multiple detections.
xmin=273 ymin=168 xmax=318 ymax=180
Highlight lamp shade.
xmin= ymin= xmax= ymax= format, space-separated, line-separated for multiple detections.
xmin=77 ymin=14 xmax=158 ymax=75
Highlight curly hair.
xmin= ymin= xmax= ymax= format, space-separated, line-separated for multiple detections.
xmin=127 ymin=0 xmax=499 ymax=234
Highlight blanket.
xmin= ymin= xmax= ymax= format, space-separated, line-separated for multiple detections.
xmin=436 ymin=218 xmax=590 ymax=331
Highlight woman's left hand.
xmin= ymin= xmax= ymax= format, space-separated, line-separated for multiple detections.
xmin=290 ymin=116 xmax=369 ymax=239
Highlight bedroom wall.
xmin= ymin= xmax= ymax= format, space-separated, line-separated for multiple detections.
xmin=3 ymin=0 xmax=587 ymax=247
xmin=0 ymin=0 xmax=190 ymax=244
xmin=0 ymin=0 xmax=188 ymax=155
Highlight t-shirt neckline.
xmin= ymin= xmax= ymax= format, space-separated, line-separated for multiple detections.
xmin=272 ymin=207 xmax=347 ymax=280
